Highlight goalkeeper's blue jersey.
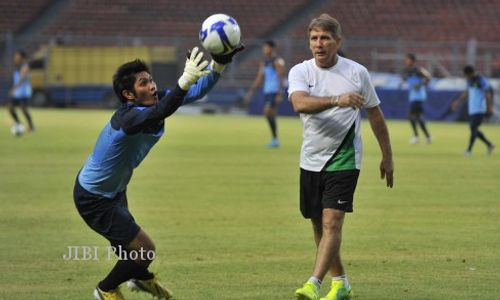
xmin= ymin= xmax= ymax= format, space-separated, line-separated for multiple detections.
xmin=78 ymin=72 xmax=219 ymax=198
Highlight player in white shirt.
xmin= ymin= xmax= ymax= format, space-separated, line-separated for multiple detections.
xmin=291 ymin=14 xmax=394 ymax=300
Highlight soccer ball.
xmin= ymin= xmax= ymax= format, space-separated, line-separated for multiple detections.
xmin=199 ymin=14 xmax=241 ymax=55
xmin=10 ymin=124 xmax=25 ymax=136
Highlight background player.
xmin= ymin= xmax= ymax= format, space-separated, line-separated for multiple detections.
xmin=8 ymin=50 xmax=35 ymax=135
xmin=244 ymin=40 xmax=285 ymax=148
xmin=452 ymin=65 xmax=495 ymax=156
xmin=74 ymin=46 xmax=242 ymax=300
xmin=402 ymin=53 xmax=432 ymax=144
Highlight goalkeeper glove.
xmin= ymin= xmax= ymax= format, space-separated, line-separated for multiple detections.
xmin=178 ymin=47 xmax=211 ymax=90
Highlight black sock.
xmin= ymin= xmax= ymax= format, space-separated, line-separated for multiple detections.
xmin=467 ymin=132 xmax=477 ymax=151
xmin=267 ymin=116 xmax=277 ymax=139
xmin=133 ymin=265 xmax=155 ymax=280
xmin=9 ymin=108 xmax=19 ymax=123
xmin=98 ymin=259 xmax=144 ymax=291
xmin=410 ymin=119 xmax=418 ymax=136
xmin=22 ymin=109 xmax=34 ymax=130
xmin=417 ymin=119 xmax=430 ymax=138
xmin=476 ymin=131 xmax=492 ymax=147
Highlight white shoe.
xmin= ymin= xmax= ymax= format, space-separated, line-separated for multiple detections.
xmin=426 ymin=136 xmax=432 ymax=144
xmin=409 ymin=136 xmax=419 ymax=144
xmin=10 ymin=123 xmax=25 ymax=136
xmin=464 ymin=150 xmax=472 ymax=157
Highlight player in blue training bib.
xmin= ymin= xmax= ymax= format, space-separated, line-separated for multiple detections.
xmin=73 ymin=46 xmax=242 ymax=300
xmin=402 ymin=53 xmax=432 ymax=144
xmin=452 ymin=65 xmax=495 ymax=156
xmin=7 ymin=50 xmax=35 ymax=134
xmin=244 ymin=40 xmax=285 ymax=148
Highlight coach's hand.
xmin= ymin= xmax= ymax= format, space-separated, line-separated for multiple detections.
xmin=178 ymin=47 xmax=211 ymax=91
xmin=380 ymin=157 xmax=394 ymax=188
xmin=337 ymin=92 xmax=365 ymax=109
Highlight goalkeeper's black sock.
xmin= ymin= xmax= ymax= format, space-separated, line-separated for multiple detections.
xmin=98 ymin=259 xmax=143 ymax=291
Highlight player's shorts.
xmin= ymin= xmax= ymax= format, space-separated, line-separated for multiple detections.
xmin=409 ymin=101 xmax=424 ymax=114
xmin=73 ymin=177 xmax=140 ymax=247
xmin=264 ymin=93 xmax=278 ymax=108
xmin=10 ymin=97 xmax=30 ymax=105
xmin=469 ymin=113 xmax=485 ymax=129
xmin=300 ymin=168 xmax=360 ymax=218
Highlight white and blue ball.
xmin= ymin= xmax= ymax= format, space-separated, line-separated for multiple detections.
xmin=199 ymin=14 xmax=241 ymax=55
xmin=10 ymin=124 xmax=25 ymax=136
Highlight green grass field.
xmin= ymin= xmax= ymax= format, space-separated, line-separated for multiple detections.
xmin=1 ymin=108 xmax=499 ymax=300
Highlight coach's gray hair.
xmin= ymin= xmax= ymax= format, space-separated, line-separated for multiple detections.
xmin=308 ymin=14 xmax=342 ymax=38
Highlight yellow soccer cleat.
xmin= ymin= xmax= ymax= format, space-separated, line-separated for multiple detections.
xmin=320 ymin=280 xmax=352 ymax=300
xmin=127 ymin=276 xmax=173 ymax=299
xmin=93 ymin=287 xmax=125 ymax=300
xmin=295 ymin=281 xmax=320 ymax=300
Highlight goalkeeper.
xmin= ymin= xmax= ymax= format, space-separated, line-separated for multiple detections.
xmin=73 ymin=46 xmax=242 ymax=300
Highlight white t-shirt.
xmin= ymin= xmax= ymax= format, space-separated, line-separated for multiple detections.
xmin=288 ymin=56 xmax=380 ymax=172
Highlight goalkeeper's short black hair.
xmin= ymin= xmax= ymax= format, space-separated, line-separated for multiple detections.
xmin=113 ymin=59 xmax=150 ymax=103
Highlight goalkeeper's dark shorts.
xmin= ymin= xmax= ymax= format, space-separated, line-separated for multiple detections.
xmin=73 ymin=177 xmax=140 ymax=247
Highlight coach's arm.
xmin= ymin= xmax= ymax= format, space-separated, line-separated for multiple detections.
xmin=290 ymin=91 xmax=365 ymax=114
xmin=366 ymin=105 xmax=394 ymax=188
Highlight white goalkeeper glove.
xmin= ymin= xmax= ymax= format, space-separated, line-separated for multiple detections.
xmin=178 ymin=47 xmax=211 ymax=91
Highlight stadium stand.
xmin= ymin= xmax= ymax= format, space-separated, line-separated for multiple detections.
xmin=42 ymin=0 xmax=310 ymax=40
xmin=1 ymin=0 xmax=500 ymax=114
xmin=290 ymin=0 xmax=500 ymax=73
xmin=33 ymin=0 xmax=312 ymax=87
xmin=34 ymin=0 xmax=312 ymax=85
xmin=292 ymin=0 xmax=500 ymax=42
xmin=0 ymin=0 xmax=50 ymax=34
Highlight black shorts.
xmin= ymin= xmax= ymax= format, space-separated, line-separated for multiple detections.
xmin=73 ymin=178 xmax=140 ymax=247
xmin=469 ymin=113 xmax=485 ymax=129
xmin=300 ymin=168 xmax=360 ymax=218
xmin=409 ymin=101 xmax=424 ymax=114
xmin=10 ymin=97 xmax=30 ymax=105
xmin=264 ymin=93 xmax=277 ymax=108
